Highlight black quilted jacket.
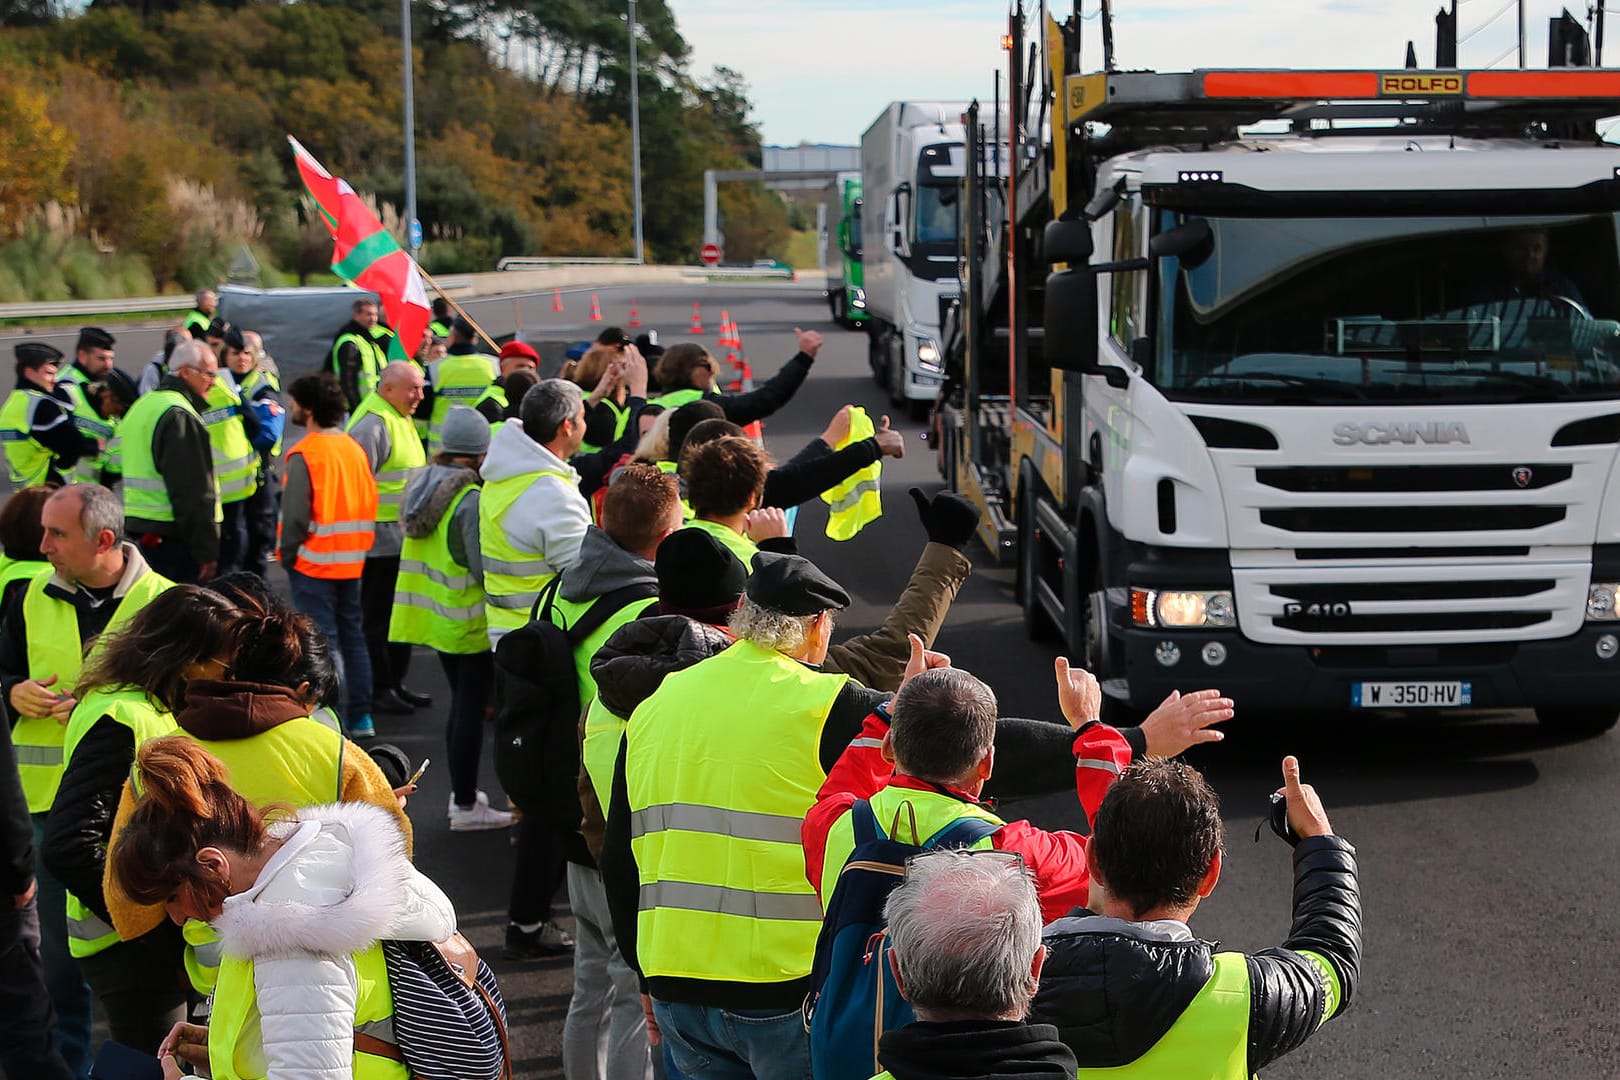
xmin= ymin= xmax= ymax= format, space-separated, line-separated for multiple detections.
xmin=1029 ymin=836 xmax=1361 ymax=1076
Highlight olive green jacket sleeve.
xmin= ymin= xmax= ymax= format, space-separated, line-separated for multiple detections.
xmin=822 ymin=542 xmax=971 ymax=693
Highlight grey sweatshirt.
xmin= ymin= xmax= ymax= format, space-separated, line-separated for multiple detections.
xmin=558 ymin=525 xmax=657 ymax=605
xmin=348 ymin=412 xmax=404 ymax=558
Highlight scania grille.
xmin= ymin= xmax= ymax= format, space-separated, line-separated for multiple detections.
xmin=1232 ymin=562 xmax=1587 ymax=645
xmin=1260 ymin=505 xmax=1566 ymax=533
xmin=1255 ymin=464 xmax=1573 ymax=493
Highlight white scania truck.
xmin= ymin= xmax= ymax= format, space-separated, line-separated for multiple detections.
xmin=860 ymin=101 xmax=976 ymax=417
xmin=941 ymin=1 xmax=1620 ymax=735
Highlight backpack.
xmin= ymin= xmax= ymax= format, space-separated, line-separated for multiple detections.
xmin=803 ymin=799 xmax=1002 ymax=1080
xmin=373 ymin=933 xmax=511 ymax=1080
xmin=493 ymin=576 xmax=656 ymax=823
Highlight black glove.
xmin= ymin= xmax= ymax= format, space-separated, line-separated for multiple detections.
xmin=909 ymin=487 xmax=980 ymax=551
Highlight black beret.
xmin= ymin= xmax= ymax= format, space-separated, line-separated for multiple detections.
xmin=745 ymin=552 xmax=850 ymax=616
xmin=206 ymin=318 xmax=230 ymax=339
xmin=101 ymin=369 xmax=139 ymax=407
xmin=657 ymin=528 xmax=745 ymax=612
xmin=76 ymin=326 xmax=115 ymax=352
xmin=222 ymin=326 xmax=246 ymax=352
xmin=14 ymin=342 xmax=63 ymax=367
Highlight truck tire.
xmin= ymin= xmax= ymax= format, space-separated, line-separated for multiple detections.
xmin=1533 ymin=706 xmax=1620 ymax=738
xmin=830 ymin=290 xmax=848 ymax=327
xmin=868 ymin=327 xmax=887 ymax=387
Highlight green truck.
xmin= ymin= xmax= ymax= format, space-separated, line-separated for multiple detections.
xmin=825 ymin=175 xmax=868 ymax=328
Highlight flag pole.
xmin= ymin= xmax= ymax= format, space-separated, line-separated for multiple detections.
xmin=412 ymin=262 xmax=502 ymax=353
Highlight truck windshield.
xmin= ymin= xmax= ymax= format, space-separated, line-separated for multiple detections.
xmin=1157 ymin=212 xmax=1620 ymax=403
xmin=915 ymin=183 xmax=960 ymax=246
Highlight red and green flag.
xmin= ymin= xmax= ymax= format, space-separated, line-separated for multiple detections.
xmin=288 ymin=135 xmax=431 ymax=363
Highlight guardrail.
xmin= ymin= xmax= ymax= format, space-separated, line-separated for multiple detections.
xmin=0 ymin=295 xmax=194 ymax=320
xmin=679 ymin=266 xmax=797 ymax=280
xmin=495 ymin=256 xmax=646 ymax=271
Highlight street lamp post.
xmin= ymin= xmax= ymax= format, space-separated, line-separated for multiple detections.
xmin=628 ymin=0 xmax=645 ymax=263
xmin=402 ymin=0 xmax=421 ymax=254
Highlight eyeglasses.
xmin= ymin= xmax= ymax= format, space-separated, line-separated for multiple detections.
xmin=902 ymin=847 xmax=1026 ymax=879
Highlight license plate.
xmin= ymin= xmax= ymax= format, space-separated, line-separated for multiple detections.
xmin=1351 ymin=681 xmax=1471 ymax=708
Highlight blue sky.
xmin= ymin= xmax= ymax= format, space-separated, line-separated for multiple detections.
xmin=673 ymin=1 xmax=1605 ymax=145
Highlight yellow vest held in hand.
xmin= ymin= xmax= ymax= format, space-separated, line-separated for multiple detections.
xmin=821 ymin=406 xmax=882 ymax=540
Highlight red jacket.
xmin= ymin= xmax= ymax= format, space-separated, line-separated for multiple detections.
xmin=801 ymin=708 xmax=1135 ymax=924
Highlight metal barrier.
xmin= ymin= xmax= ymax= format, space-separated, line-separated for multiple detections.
xmin=0 ymin=295 xmax=195 ymax=320
xmin=495 ymin=256 xmax=646 ymax=271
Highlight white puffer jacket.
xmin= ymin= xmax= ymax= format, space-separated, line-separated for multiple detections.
xmin=210 ymin=801 xmax=457 ymax=1080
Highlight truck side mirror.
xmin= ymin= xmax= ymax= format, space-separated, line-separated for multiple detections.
xmin=1149 ymin=217 xmax=1213 ymax=268
xmin=1043 ymin=218 xmax=1093 ymax=265
xmin=890 ymin=183 xmax=913 ymax=258
xmin=1045 ymin=269 xmax=1130 ymax=387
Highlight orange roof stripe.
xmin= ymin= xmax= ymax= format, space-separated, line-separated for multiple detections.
xmin=1467 ymin=70 xmax=1620 ymax=97
xmin=1202 ymin=71 xmax=1382 ymax=99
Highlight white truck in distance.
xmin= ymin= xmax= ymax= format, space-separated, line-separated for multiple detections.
xmin=860 ymin=101 xmax=973 ymax=417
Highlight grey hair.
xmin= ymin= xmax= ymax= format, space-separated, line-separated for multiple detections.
xmin=891 ymin=668 xmax=998 ymax=784
xmin=194 ymin=288 xmax=215 ymax=305
xmin=727 ymin=596 xmax=822 ymax=653
xmin=56 ymin=483 xmax=125 ymax=544
xmin=520 ymin=378 xmax=584 ymax=444
xmin=885 ymin=850 xmax=1043 ymax=1020
xmin=166 ymin=338 xmax=212 ymax=374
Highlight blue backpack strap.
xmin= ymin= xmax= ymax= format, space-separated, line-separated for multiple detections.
xmin=924 ymin=815 xmax=1002 ymax=850
xmin=851 ymin=800 xmax=881 ymax=846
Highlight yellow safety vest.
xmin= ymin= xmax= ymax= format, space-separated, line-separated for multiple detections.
xmin=1 ymin=388 xmax=56 ymax=486
xmin=818 ymin=784 xmax=1003 ymax=902
xmin=821 ymin=406 xmax=882 ymax=540
xmin=331 ymin=331 xmax=388 ymax=401
xmin=14 ymin=566 xmax=172 ymax=811
xmin=390 ymin=484 xmax=488 ymax=655
xmin=580 ymin=398 xmax=633 ymax=456
xmin=201 ymin=377 xmax=260 ymax=504
xmin=626 ymin=639 xmax=847 ymax=983
xmin=209 ymin=940 xmax=404 ymax=1080
xmin=1074 ymin=953 xmax=1253 ymax=1079
xmin=426 ymin=353 xmax=497 ymax=454
xmin=56 ymin=371 xmax=118 ymax=484
xmin=120 ymin=389 xmax=221 ymax=524
xmin=547 ymin=592 xmax=659 ymax=707
xmin=687 ymin=517 xmax=759 ymax=570
xmin=648 ymin=387 xmax=706 ymax=411
xmin=130 ymin=716 xmax=346 ymax=994
xmin=478 ymin=467 xmax=577 ymax=636
xmin=60 ymin=687 xmax=176 ymax=958
xmin=581 ymin=695 xmax=625 ymax=820
xmin=183 ymin=309 xmax=211 ymax=337
xmin=346 ymin=393 xmax=426 ymax=524
xmin=0 ymin=556 xmax=47 ymax=593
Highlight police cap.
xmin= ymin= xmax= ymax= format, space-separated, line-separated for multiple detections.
xmin=745 ymin=552 xmax=850 ymax=616
xmin=14 ymin=342 xmax=64 ymax=368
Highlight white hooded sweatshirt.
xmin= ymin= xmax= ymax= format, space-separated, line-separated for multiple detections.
xmin=209 ymin=801 xmax=457 ymax=1080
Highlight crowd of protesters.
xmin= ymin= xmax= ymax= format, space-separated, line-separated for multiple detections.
xmin=0 ymin=292 xmax=1360 ymax=1080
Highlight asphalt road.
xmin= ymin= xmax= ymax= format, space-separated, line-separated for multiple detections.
xmin=10 ymin=282 xmax=1620 ymax=1077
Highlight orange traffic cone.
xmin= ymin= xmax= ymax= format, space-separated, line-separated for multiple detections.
xmin=718 ymin=310 xmax=733 ymax=347
xmin=590 ymin=294 xmax=603 ymax=322
xmin=552 ymin=288 xmax=564 ymax=313
xmin=690 ymin=303 xmax=704 ymax=334
xmin=628 ymin=301 xmax=641 ymax=328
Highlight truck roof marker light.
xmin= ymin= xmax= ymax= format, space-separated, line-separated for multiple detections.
xmin=1179 ymin=170 xmax=1223 ymax=183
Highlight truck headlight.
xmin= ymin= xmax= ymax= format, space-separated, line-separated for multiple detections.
xmin=916 ymin=338 xmax=942 ymax=373
xmin=851 ymin=287 xmax=866 ymax=309
xmin=1588 ymin=583 xmax=1620 ymax=621
xmin=1131 ymin=588 xmax=1235 ymax=629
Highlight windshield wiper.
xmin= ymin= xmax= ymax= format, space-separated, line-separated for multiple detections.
xmin=1194 ymin=372 xmax=1368 ymax=401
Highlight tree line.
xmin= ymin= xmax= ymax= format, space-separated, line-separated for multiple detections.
xmin=0 ymin=0 xmax=790 ymax=299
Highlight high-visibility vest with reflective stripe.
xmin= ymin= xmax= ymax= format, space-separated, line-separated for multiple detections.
xmin=426 ymin=354 xmax=497 ymax=454
xmin=821 ymin=406 xmax=882 ymax=540
xmin=580 ymin=397 xmax=633 ymax=456
xmin=648 ymin=387 xmax=706 ymax=411
xmin=14 ymin=566 xmax=172 ymax=811
xmin=331 ymin=331 xmax=387 ymax=400
xmin=1073 ymin=952 xmax=1259 ymax=1079
xmin=237 ymin=368 xmax=283 ymax=456
xmin=479 ymin=468 xmax=577 ymax=635
xmin=688 ymin=518 xmax=758 ymax=570
xmin=346 ymin=394 xmax=425 ymax=524
xmin=627 ymin=639 xmax=847 ymax=983
xmin=130 ymin=715 xmax=347 ymax=994
xmin=581 ymin=694 xmax=626 ymax=821
xmin=819 ymin=784 xmax=1002 ymax=901
xmin=281 ymin=432 xmax=377 ymax=579
xmin=1 ymin=388 xmax=55 ymax=486
xmin=201 ymin=377 xmax=260 ymax=504
xmin=60 ymin=687 xmax=176 ymax=958
xmin=210 ymin=939 xmax=405 ymax=1080
xmin=389 ymin=485 xmax=488 ymax=655
xmin=53 ymin=372 xmax=114 ymax=483
xmin=120 ymin=389 xmax=220 ymax=524
xmin=548 ymin=591 xmax=659 ymax=707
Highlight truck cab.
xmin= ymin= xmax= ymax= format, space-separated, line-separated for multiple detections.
xmin=941 ymin=7 xmax=1620 ymax=735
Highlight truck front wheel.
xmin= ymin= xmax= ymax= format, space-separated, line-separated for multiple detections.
xmin=1533 ymin=706 xmax=1620 ymax=738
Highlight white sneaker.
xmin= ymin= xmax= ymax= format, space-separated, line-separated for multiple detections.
xmin=449 ymin=790 xmax=515 ymax=832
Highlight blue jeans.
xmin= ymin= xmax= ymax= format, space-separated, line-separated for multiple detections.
xmin=31 ymin=815 xmax=92 ymax=1079
xmin=286 ymin=569 xmax=373 ymax=723
xmin=651 ymin=999 xmax=811 ymax=1080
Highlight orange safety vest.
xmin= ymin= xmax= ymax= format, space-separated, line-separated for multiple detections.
xmin=280 ymin=431 xmax=379 ymax=579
